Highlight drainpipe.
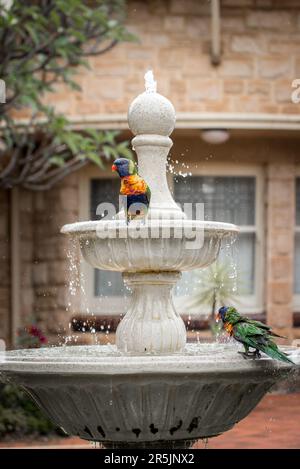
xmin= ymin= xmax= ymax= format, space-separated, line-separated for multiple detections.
xmin=211 ymin=0 xmax=221 ymax=65
xmin=10 ymin=187 xmax=20 ymax=347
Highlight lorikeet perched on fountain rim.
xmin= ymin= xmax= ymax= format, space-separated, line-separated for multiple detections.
xmin=217 ymin=306 xmax=294 ymax=364
xmin=112 ymin=158 xmax=151 ymax=223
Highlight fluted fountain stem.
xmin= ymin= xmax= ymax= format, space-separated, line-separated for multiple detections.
xmin=116 ymin=272 xmax=186 ymax=353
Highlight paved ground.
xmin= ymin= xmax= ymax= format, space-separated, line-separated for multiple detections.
xmin=0 ymin=393 xmax=299 ymax=449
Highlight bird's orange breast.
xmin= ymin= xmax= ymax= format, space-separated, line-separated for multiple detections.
xmin=224 ymin=322 xmax=233 ymax=335
xmin=120 ymin=175 xmax=147 ymax=195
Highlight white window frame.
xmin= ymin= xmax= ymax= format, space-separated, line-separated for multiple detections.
xmin=79 ymin=163 xmax=264 ymax=316
xmin=171 ymin=163 xmax=265 ymax=315
xmin=293 ymin=171 xmax=300 ymax=309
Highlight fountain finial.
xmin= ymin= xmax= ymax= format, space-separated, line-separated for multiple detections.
xmin=128 ymin=70 xmax=175 ymax=136
xmin=144 ymin=70 xmax=157 ymax=93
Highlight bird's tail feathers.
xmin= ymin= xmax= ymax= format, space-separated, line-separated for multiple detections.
xmin=259 ymin=342 xmax=294 ymax=364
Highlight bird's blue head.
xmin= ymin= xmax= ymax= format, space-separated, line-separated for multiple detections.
xmin=112 ymin=158 xmax=136 ymax=178
xmin=217 ymin=306 xmax=228 ymax=323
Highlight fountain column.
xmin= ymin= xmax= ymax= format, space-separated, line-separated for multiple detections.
xmin=115 ymin=72 xmax=187 ymax=353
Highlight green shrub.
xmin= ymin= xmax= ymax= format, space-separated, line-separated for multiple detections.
xmin=0 ymin=381 xmax=62 ymax=439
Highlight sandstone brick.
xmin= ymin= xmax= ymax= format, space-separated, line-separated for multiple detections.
xmin=127 ymin=47 xmax=155 ymax=61
xmin=248 ymin=80 xmax=270 ymax=96
xmin=187 ymin=79 xmax=222 ymax=101
xmin=143 ymin=33 xmax=170 ymax=47
xmin=219 ymin=59 xmax=253 ymax=77
xmin=21 ymin=263 xmax=33 ymax=287
xmin=20 ymin=213 xmax=33 ymax=240
xmin=268 ymin=164 xmax=295 ymax=180
xmin=268 ymin=179 xmax=294 ymax=206
xmin=170 ymin=0 xmax=210 ymax=15
xmin=255 ymin=0 xmax=272 ymax=6
xmin=83 ymin=77 xmax=123 ymax=100
xmin=21 ymin=241 xmax=33 ymax=262
xmin=274 ymin=80 xmax=295 ymax=103
xmin=224 ymin=79 xmax=245 ymax=94
xmin=0 ymin=287 xmax=9 ymax=306
xmin=258 ymin=58 xmax=292 ymax=79
xmin=268 ymin=40 xmax=300 ymax=55
xmin=56 ymin=286 xmax=71 ymax=309
xmin=158 ymin=48 xmax=189 ymax=69
xmin=46 ymin=309 xmax=70 ymax=334
xmin=222 ymin=17 xmax=245 ymax=32
xmin=21 ymin=287 xmax=34 ymax=316
xmin=231 ymin=35 xmax=265 ymax=54
xmin=223 ymin=0 xmax=253 ymax=5
xmin=269 ymin=281 xmax=293 ymax=305
xmin=294 ymin=59 xmax=300 ymax=77
xmin=170 ymin=79 xmax=187 ymax=95
xmin=231 ymin=96 xmax=268 ymax=113
xmin=271 ymin=207 xmax=294 ymax=229
xmin=59 ymin=187 xmax=78 ymax=212
xmin=267 ymin=306 xmax=293 ymax=330
xmin=33 ymin=262 xmax=48 ymax=286
xmin=184 ymin=53 xmax=212 ymax=76
xmin=272 ymin=231 xmax=294 ymax=256
xmin=186 ymin=18 xmax=209 ymax=38
xmin=19 ymin=190 xmax=33 ymax=212
xmin=147 ymin=0 xmax=168 ymax=15
xmin=270 ymin=257 xmax=293 ymax=281
xmin=0 ymin=260 xmax=10 ymax=286
xmin=0 ymin=212 xmax=8 ymax=237
xmin=48 ymin=260 xmax=69 ymax=285
xmin=246 ymin=12 xmax=293 ymax=30
xmin=35 ymin=293 xmax=59 ymax=310
xmin=280 ymin=105 xmax=300 ymax=114
xmin=164 ymin=15 xmax=185 ymax=32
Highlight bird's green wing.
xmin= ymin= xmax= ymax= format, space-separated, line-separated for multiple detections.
xmin=234 ymin=321 xmax=266 ymax=339
xmin=244 ymin=317 xmax=286 ymax=338
xmin=244 ymin=318 xmax=271 ymax=330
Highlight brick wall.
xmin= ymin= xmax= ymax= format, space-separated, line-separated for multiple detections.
xmin=43 ymin=0 xmax=300 ymax=116
xmin=267 ymin=163 xmax=295 ymax=340
xmin=32 ymin=173 xmax=80 ymax=344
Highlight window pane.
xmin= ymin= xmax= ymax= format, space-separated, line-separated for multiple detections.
xmin=174 ymin=176 xmax=255 ymax=225
xmin=90 ymin=178 xmax=120 ymax=220
xmin=234 ymin=233 xmax=255 ymax=295
xmin=91 ymin=179 xmax=124 ymax=297
xmin=174 ymin=176 xmax=256 ymax=298
xmin=175 ymin=232 xmax=255 ymax=300
xmin=94 ymin=270 xmax=124 ymax=297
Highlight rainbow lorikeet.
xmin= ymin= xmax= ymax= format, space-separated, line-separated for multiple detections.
xmin=112 ymin=158 xmax=151 ymax=224
xmin=217 ymin=306 xmax=294 ymax=364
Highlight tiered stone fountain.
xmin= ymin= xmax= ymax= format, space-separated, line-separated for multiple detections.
xmin=0 ymin=73 xmax=299 ymax=449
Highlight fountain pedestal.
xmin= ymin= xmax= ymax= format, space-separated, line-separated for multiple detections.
xmin=116 ymin=272 xmax=186 ymax=353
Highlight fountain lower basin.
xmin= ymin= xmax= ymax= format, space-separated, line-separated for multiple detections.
xmin=1 ymin=343 xmax=298 ymax=448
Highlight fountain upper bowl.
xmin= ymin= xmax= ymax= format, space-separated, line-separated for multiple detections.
xmin=61 ymin=219 xmax=238 ymax=272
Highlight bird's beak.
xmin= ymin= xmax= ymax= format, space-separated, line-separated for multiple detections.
xmin=111 ymin=164 xmax=117 ymax=172
xmin=215 ymin=312 xmax=221 ymax=322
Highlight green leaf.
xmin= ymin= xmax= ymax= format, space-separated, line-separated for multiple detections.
xmin=49 ymin=156 xmax=65 ymax=167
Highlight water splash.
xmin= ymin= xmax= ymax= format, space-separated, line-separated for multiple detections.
xmin=144 ymin=70 xmax=157 ymax=93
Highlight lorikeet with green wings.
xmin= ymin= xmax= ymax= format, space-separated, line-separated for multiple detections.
xmin=217 ymin=306 xmax=294 ymax=364
xmin=112 ymin=158 xmax=151 ymax=224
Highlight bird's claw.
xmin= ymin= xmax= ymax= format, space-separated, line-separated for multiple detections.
xmin=238 ymin=351 xmax=261 ymax=360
